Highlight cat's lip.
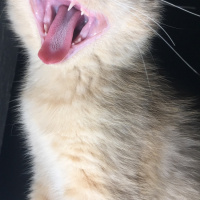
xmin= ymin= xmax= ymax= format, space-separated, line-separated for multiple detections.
xmin=30 ymin=0 xmax=109 ymax=63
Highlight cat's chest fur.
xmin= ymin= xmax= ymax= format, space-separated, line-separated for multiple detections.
xmin=21 ymin=64 xmax=111 ymax=199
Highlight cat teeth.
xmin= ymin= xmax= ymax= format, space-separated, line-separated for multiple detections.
xmin=67 ymin=1 xmax=87 ymax=15
xmin=44 ymin=24 xmax=48 ymax=34
xmin=72 ymin=37 xmax=83 ymax=45
xmin=74 ymin=37 xmax=82 ymax=44
xmin=68 ymin=2 xmax=75 ymax=11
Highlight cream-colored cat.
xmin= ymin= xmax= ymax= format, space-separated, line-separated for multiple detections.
xmin=7 ymin=0 xmax=200 ymax=199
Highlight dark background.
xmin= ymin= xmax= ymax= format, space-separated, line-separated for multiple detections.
xmin=0 ymin=0 xmax=200 ymax=199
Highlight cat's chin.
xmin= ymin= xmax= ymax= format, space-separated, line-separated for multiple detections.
xmin=30 ymin=0 xmax=109 ymax=64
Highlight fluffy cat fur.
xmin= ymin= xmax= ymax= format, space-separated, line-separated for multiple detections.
xmin=7 ymin=0 xmax=200 ymax=199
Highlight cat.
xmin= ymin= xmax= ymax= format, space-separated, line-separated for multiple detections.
xmin=6 ymin=0 xmax=200 ymax=199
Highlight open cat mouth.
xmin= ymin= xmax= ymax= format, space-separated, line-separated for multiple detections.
xmin=30 ymin=0 xmax=108 ymax=64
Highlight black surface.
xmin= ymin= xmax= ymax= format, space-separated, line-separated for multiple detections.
xmin=0 ymin=0 xmax=18 ymax=153
xmin=0 ymin=1 xmax=200 ymax=200
xmin=0 ymin=52 xmax=30 ymax=200
xmin=155 ymin=0 xmax=200 ymax=95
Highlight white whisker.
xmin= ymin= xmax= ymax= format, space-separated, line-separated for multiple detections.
xmin=134 ymin=14 xmax=200 ymax=76
xmin=115 ymin=1 xmax=175 ymax=46
xmin=135 ymin=42 xmax=152 ymax=96
xmin=180 ymin=6 xmax=197 ymax=11
xmin=115 ymin=0 xmax=199 ymax=76
xmin=146 ymin=44 xmax=156 ymax=66
xmin=159 ymin=23 xmax=182 ymax=30
xmin=161 ymin=0 xmax=200 ymax=17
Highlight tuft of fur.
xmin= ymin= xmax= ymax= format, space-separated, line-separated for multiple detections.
xmin=7 ymin=0 xmax=200 ymax=199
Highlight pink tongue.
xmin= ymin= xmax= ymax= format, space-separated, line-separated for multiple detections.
xmin=38 ymin=6 xmax=81 ymax=64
